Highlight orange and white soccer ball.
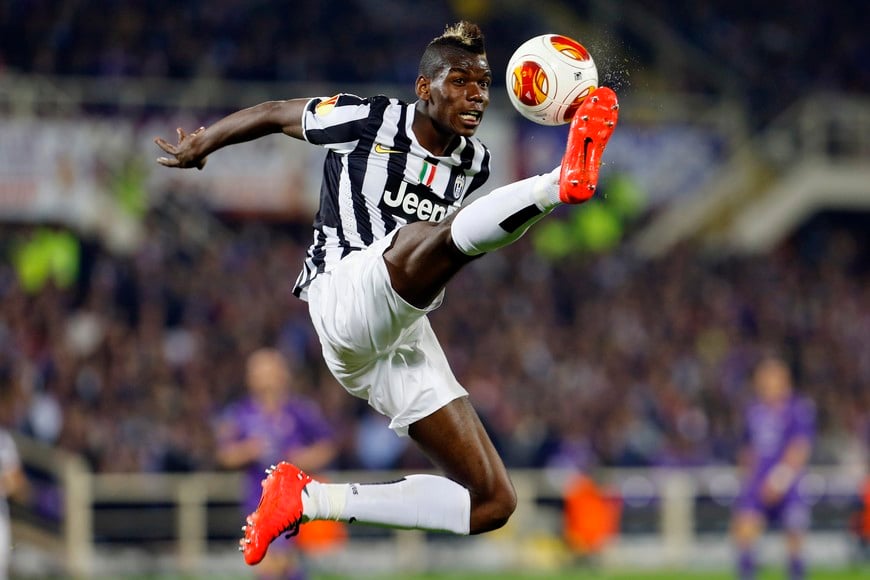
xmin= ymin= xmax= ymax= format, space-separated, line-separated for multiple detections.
xmin=506 ymin=34 xmax=598 ymax=126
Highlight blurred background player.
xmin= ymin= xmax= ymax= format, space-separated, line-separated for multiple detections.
xmin=0 ymin=426 xmax=27 ymax=580
xmin=215 ymin=348 xmax=337 ymax=580
xmin=731 ymin=354 xmax=815 ymax=580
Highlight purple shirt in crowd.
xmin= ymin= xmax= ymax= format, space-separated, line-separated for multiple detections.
xmin=741 ymin=395 xmax=815 ymax=498
xmin=216 ymin=397 xmax=334 ymax=514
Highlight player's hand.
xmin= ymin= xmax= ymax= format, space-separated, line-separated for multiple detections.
xmin=761 ymin=488 xmax=784 ymax=507
xmin=760 ymin=479 xmax=786 ymax=506
xmin=154 ymin=127 xmax=208 ymax=170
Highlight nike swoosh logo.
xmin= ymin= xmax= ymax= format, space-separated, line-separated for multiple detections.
xmin=374 ymin=143 xmax=403 ymax=155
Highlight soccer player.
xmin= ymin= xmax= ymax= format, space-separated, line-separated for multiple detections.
xmin=731 ymin=355 xmax=815 ymax=580
xmin=155 ymin=21 xmax=618 ymax=565
xmin=214 ymin=348 xmax=336 ymax=579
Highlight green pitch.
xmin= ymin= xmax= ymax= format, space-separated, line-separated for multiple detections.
xmin=314 ymin=568 xmax=868 ymax=580
xmin=115 ymin=566 xmax=870 ymax=579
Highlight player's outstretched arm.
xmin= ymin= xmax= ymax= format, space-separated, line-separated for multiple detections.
xmin=154 ymin=98 xmax=310 ymax=169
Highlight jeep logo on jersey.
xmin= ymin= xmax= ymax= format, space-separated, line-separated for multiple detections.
xmin=380 ymin=181 xmax=457 ymax=223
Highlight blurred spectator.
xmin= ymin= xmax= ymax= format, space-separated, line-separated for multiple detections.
xmin=214 ymin=347 xmax=337 ymax=580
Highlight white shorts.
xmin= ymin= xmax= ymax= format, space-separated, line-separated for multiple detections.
xmin=306 ymin=230 xmax=468 ymax=436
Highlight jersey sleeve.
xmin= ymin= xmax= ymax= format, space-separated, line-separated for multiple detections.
xmin=301 ymin=93 xmax=374 ymax=154
xmin=294 ymin=399 xmax=334 ymax=445
xmin=792 ymin=397 xmax=816 ymax=442
xmin=464 ymin=145 xmax=491 ymax=198
xmin=213 ymin=404 xmax=244 ymax=446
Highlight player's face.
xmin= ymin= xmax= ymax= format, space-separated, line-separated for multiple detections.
xmin=754 ymin=359 xmax=791 ymax=403
xmin=420 ymin=51 xmax=491 ymax=137
xmin=246 ymin=351 xmax=290 ymax=401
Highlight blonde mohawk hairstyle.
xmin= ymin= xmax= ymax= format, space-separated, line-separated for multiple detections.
xmin=439 ymin=21 xmax=485 ymax=51
xmin=418 ymin=20 xmax=486 ymax=77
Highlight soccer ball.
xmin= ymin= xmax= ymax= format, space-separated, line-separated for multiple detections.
xmin=506 ymin=34 xmax=598 ymax=126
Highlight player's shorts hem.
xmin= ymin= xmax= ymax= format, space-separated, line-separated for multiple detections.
xmin=388 ymin=392 xmax=469 ymax=437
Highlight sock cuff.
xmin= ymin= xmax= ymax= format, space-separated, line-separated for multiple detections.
xmin=532 ymin=166 xmax=563 ymax=210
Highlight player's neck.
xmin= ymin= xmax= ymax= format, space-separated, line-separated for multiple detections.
xmin=412 ymin=102 xmax=459 ymax=156
xmin=257 ymin=394 xmax=287 ymax=413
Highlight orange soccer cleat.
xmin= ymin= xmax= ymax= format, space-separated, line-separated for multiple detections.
xmin=240 ymin=462 xmax=313 ymax=565
xmin=559 ymin=86 xmax=619 ymax=204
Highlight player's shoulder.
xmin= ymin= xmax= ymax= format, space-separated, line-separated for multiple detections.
xmin=308 ymin=93 xmax=407 ymax=123
xmin=323 ymin=93 xmax=405 ymax=109
xmin=745 ymin=401 xmax=765 ymax=420
xmin=220 ymin=397 xmax=256 ymax=420
xmin=286 ymin=395 xmax=320 ymax=414
xmin=792 ymin=395 xmax=816 ymax=420
xmin=467 ymin=134 xmax=490 ymax=155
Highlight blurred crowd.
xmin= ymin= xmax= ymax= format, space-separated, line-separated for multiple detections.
xmin=0 ymin=0 xmax=867 ymax=478
xmin=634 ymin=0 xmax=869 ymax=125
xmin=0 ymin=207 xmax=867 ymax=475
xmin=2 ymin=1 xmax=867 ymax=127
xmin=0 ymin=0 xmax=543 ymax=85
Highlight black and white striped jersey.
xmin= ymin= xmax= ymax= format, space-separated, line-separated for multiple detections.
xmin=292 ymin=93 xmax=491 ymax=299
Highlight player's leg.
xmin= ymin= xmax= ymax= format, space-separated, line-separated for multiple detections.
xmin=291 ymin=318 xmax=510 ymax=536
xmin=785 ymin=530 xmax=806 ymax=580
xmin=407 ymin=396 xmax=515 ymax=533
xmin=385 ymin=87 xmax=618 ymax=308
xmin=781 ymin=497 xmax=811 ymax=580
xmin=300 ymin=398 xmax=512 ymax=535
xmin=731 ymin=509 xmax=765 ymax=580
xmin=241 ymin=402 xmax=508 ymax=565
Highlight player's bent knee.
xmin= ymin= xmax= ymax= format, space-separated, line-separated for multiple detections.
xmin=491 ymin=486 xmax=518 ymax=529
xmin=472 ymin=484 xmax=518 ymax=534
xmin=731 ymin=513 xmax=761 ymax=546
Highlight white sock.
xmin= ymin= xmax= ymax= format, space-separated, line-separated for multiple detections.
xmin=450 ymin=167 xmax=562 ymax=256
xmin=301 ymin=475 xmax=471 ymax=535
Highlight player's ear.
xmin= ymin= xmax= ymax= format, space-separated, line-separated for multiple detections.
xmin=416 ymin=75 xmax=431 ymax=101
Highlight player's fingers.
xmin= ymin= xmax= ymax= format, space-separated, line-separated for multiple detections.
xmin=156 ymin=156 xmax=180 ymax=167
xmin=154 ymin=137 xmax=177 ymax=154
xmin=177 ymin=127 xmax=187 ymax=142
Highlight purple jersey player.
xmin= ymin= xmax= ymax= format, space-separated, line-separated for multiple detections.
xmin=731 ymin=355 xmax=815 ymax=580
xmin=215 ymin=349 xmax=336 ymax=579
